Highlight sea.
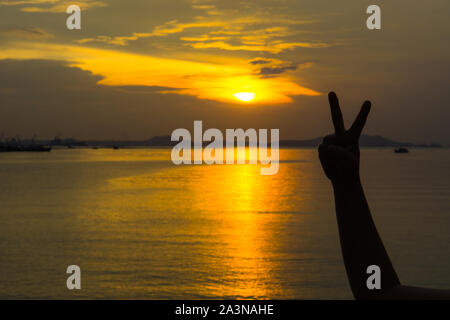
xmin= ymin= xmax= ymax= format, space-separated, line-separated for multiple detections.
xmin=0 ymin=148 xmax=449 ymax=299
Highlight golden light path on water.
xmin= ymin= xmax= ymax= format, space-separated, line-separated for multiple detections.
xmin=73 ymin=148 xmax=319 ymax=299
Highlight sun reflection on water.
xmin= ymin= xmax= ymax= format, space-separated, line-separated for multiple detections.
xmin=27 ymin=148 xmax=320 ymax=299
xmin=86 ymin=149 xmax=315 ymax=298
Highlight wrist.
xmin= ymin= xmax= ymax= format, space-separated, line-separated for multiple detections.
xmin=331 ymin=175 xmax=362 ymax=192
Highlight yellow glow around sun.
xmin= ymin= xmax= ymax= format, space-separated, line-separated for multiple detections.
xmin=0 ymin=42 xmax=321 ymax=104
xmin=233 ymin=92 xmax=255 ymax=102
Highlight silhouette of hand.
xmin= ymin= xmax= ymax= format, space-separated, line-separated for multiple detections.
xmin=319 ymin=92 xmax=371 ymax=186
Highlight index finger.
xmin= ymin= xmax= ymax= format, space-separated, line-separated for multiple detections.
xmin=349 ymin=100 xmax=371 ymax=139
xmin=328 ymin=92 xmax=345 ymax=135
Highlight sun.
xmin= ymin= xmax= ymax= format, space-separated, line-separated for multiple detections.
xmin=233 ymin=92 xmax=256 ymax=102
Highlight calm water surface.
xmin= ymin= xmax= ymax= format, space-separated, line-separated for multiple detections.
xmin=0 ymin=148 xmax=449 ymax=299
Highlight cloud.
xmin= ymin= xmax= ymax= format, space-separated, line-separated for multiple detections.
xmin=76 ymin=35 xmax=139 ymax=47
xmin=0 ymin=0 xmax=59 ymax=5
xmin=259 ymin=64 xmax=298 ymax=76
xmin=0 ymin=59 xmax=198 ymax=139
xmin=247 ymin=58 xmax=314 ymax=78
xmin=113 ymin=85 xmax=182 ymax=95
xmin=0 ymin=27 xmax=53 ymax=40
xmin=185 ymin=40 xmax=327 ymax=54
xmin=0 ymin=59 xmax=325 ymax=141
xmin=74 ymin=7 xmax=329 ymax=53
xmin=0 ymin=58 xmax=102 ymax=90
xmin=76 ymin=19 xmax=227 ymax=46
xmin=0 ymin=42 xmax=320 ymax=104
xmin=191 ymin=1 xmax=219 ymax=15
xmin=178 ymin=23 xmax=327 ymax=54
xmin=249 ymin=58 xmax=273 ymax=65
xmin=0 ymin=0 xmax=106 ymax=12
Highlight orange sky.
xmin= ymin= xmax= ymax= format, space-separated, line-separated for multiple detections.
xmin=0 ymin=0 xmax=449 ymax=142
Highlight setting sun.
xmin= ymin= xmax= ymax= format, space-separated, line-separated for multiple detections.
xmin=233 ymin=92 xmax=256 ymax=102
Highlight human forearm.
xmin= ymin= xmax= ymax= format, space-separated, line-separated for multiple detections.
xmin=332 ymin=179 xmax=400 ymax=299
xmin=320 ymin=91 xmax=450 ymax=300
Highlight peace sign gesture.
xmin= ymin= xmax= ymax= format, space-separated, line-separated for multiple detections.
xmin=318 ymin=92 xmax=371 ymax=186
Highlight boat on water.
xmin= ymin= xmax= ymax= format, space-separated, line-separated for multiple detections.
xmin=0 ymin=145 xmax=51 ymax=152
xmin=394 ymin=147 xmax=409 ymax=153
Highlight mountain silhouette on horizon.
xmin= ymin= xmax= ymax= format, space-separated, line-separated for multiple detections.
xmin=144 ymin=134 xmax=442 ymax=148
xmin=27 ymin=135 xmax=442 ymax=148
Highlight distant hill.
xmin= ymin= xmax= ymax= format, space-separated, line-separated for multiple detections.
xmin=144 ymin=134 xmax=441 ymax=148
xmin=31 ymin=135 xmax=442 ymax=148
xmin=146 ymin=135 xmax=179 ymax=147
xmin=280 ymin=135 xmax=417 ymax=148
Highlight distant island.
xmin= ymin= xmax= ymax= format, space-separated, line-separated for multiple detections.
xmin=24 ymin=134 xmax=442 ymax=148
xmin=278 ymin=135 xmax=443 ymax=148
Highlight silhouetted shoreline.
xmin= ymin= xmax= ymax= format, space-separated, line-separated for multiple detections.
xmin=54 ymin=134 xmax=444 ymax=148
xmin=0 ymin=145 xmax=51 ymax=152
xmin=6 ymin=134 xmax=443 ymax=150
